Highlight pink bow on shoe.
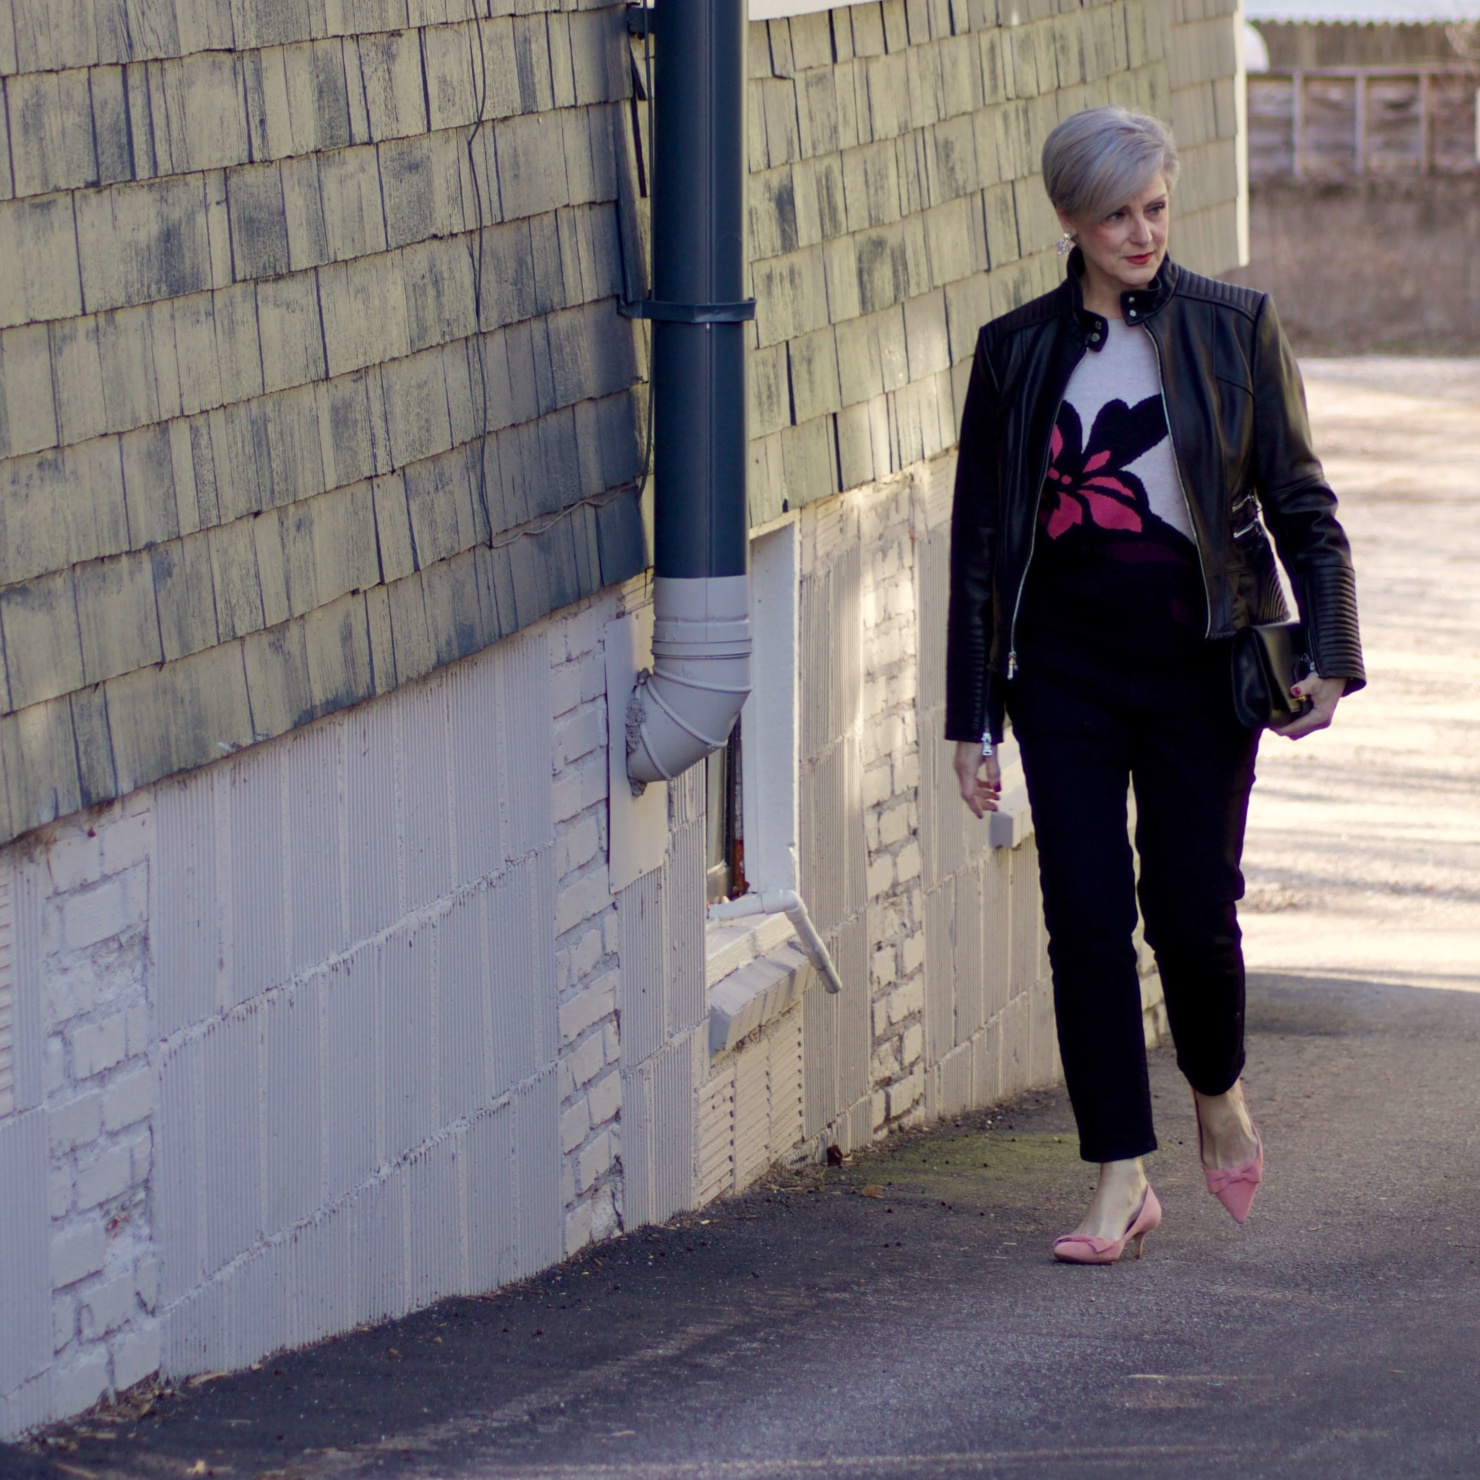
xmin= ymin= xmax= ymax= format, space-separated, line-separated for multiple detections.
xmin=1202 ymin=1133 xmax=1264 ymax=1225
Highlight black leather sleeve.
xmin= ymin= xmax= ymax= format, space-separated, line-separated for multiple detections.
xmin=945 ymin=330 xmax=1003 ymax=743
xmin=1249 ymin=295 xmax=1366 ymax=693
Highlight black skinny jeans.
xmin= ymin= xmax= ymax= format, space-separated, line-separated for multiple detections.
xmin=1007 ymin=664 xmax=1261 ymax=1164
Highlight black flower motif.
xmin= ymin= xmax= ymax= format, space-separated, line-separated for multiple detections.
xmin=1040 ymin=397 xmax=1168 ymax=540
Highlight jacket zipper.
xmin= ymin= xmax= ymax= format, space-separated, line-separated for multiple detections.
xmin=1006 ymin=355 xmax=1083 ymax=678
xmin=1143 ymin=325 xmax=1213 ymax=639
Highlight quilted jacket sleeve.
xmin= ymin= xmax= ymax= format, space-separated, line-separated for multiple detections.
xmin=944 ymin=329 xmax=1005 ymax=742
xmin=1249 ymin=295 xmax=1366 ymax=692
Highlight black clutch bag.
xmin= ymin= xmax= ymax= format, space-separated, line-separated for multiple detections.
xmin=1231 ymin=621 xmax=1312 ymax=729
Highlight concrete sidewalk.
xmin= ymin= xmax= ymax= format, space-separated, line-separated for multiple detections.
xmin=1239 ymin=358 xmax=1480 ymax=995
xmin=6 ymin=360 xmax=1477 ymax=1480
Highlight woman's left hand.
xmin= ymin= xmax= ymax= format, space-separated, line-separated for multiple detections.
xmin=1269 ymin=674 xmax=1346 ymax=740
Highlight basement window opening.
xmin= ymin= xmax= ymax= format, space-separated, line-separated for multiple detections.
xmin=702 ymin=515 xmax=801 ymax=941
xmin=705 ymin=722 xmax=745 ymax=904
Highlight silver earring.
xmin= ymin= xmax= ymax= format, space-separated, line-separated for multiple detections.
xmin=1056 ymin=233 xmax=1075 ymax=257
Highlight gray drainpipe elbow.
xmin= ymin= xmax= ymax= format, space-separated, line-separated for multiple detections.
xmin=626 ymin=575 xmax=752 ymax=788
xmin=707 ymin=889 xmax=844 ymax=995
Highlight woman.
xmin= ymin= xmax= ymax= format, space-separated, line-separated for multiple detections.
xmin=945 ymin=107 xmax=1364 ymax=1263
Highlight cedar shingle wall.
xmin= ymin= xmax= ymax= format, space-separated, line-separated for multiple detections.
xmin=0 ymin=1 xmax=650 ymax=842
xmin=0 ymin=0 xmax=1243 ymax=845
xmin=1166 ymin=0 xmax=1245 ymax=266
xmin=743 ymin=0 xmax=1244 ymax=524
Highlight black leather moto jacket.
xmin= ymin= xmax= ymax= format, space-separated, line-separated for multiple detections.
xmin=944 ymin=252 xmax=1365 ymax=743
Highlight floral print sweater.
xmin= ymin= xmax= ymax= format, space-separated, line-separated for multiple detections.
xmin=1015 ymin=314 xmax=1213 ymax=699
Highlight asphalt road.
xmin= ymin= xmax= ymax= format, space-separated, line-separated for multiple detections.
xmin=10 ymin=973 xmax=1480 ymax=1480
xmin=5 ymin=360 xmax=1476 ymax=1480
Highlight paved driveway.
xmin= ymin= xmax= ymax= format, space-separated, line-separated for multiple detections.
xmin=6 ymin=360 xmax=1478 ymax=1480
xmin=1240 ymin=357 xmax=1480 ymax=994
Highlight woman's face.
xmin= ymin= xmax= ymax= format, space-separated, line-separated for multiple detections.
xmin=1059 ymin=172 xmax=1171 ymax=299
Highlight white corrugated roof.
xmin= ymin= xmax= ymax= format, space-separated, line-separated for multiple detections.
xmin=748 ymin=0 xmax=1477 ymax=21
xmin=749 ymin=0 xmax=860 ymax=16
xmin=749 ymin=0 xmax=1050 ymax=14
xmin=1247 ymin=0 xmax=1478 ymax=21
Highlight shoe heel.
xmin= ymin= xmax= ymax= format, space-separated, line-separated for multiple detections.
xmin=1051 ymin=1186 xmax=1160 ymax=1266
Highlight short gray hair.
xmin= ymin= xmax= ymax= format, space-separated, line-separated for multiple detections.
xmin=1041 ymin=107 xmax=1180 ymax=224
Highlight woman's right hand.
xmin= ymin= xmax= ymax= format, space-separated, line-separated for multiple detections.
xmin=954 ymin=740 xmax=1002 ymax=818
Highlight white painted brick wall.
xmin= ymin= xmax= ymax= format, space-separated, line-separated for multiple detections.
xmin=0 ymin=581 xmax=650 ymax=1437
xmin=858 ymin=474 xmax=931 ymax=1134
xmin=686 ymin=456 xmax=1057 ymax=1188
xmin=548 ymin=590 xmax=627 ymax=1261
xmin=0 ymin=459 xmax=1101 ymax=1439
xmin=0 ymin=795 xmax=162 ymax=1435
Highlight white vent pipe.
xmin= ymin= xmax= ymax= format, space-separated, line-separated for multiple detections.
xmin=707 ymin=888 xmax=844 ymax=995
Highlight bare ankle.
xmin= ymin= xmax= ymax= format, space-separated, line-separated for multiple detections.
xmin=1074 ymin=1159 xmax=1151 ymax=1238
xmin=1194 ymin=1084 xmax=1259 ymax=1168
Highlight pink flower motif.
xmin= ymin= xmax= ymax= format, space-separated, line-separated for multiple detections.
xmin=1038 ymin=397 xmax=1166 ymax=540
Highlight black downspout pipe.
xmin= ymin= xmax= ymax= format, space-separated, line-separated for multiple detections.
xmin=623 ymin=0 xmax=843 ymax=995
xmin=651 ymin=0 xmax=749 ymax=583
xmin=624 ymin=0 xmax=755 ymax=787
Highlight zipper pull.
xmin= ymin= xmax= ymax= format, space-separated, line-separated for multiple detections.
xmin=1007 ymin=651 xmax=1018 ymax=679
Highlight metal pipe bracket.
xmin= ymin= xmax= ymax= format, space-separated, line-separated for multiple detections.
xmin=620 ymin=298 xmax=757 ymax=324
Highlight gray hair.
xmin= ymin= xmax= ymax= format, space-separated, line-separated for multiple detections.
xmin=1041 ymin=107 xmax=1180 ymax=224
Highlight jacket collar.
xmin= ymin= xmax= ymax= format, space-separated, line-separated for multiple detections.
xmin=1062 ymin=247 xmax=1180 ymax=350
